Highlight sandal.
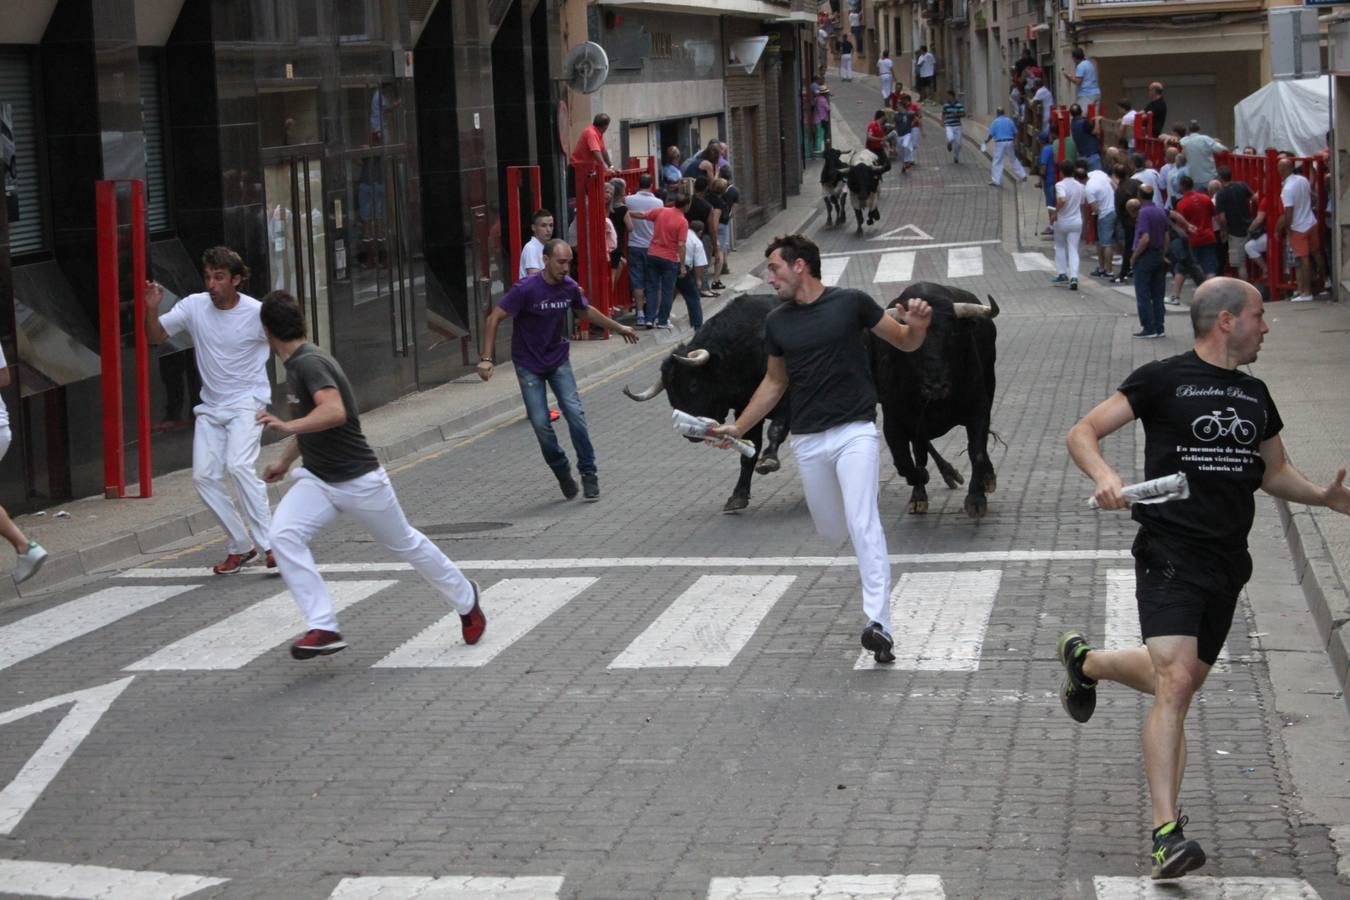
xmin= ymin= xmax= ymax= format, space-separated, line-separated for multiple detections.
xmin=710 ymin=281 xmax=726 ymax=290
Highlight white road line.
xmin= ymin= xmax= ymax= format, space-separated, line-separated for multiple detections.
xmin=123 ymin=550 xmax=1132 ymax=579
xmin=330 ymin=875 xmax=565 ymax=899
xmin=0 ymin=585 xmax=196 ymax=673
xmin=0 ymin=678 xmax=136 ymax=835
xmin=1105 ymin=569 xmax=1230 ymax=665
xmin=374 ymin=577 xmax=596 ymax=668
xmin=820 ymin=257 xmax=849 ymax=286
xmin=1013 ymin=251 xmax=1056 ymax=272
xmin=873 ymin=251 xmax=916 ymax=284
xmin=707 ymin=874 xmax=945 ymax=899
xmin=855 ymin=570 xmax=1002 ymax=671
xmin=820 ymin=239 xmax=999 ymax=259
xmin=946 ymin=245 xmax=985 ymax=278
xmin=0 ymin=860 xmax=227 ymax=899
xmin=125 ymin=581 xmax=396 ymax=671
xmin=609 ymin=575 xmax=795 ymax=668
xmin=1093 ymin=876 xmax=1321 ymax=899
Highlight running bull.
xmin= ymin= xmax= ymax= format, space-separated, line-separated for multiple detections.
xmin=871 ymin=282 xmax=999 ymax=518
xmin=820 ymin=146 xmax=849 ymax=227
xmin=624 ymin=295 xmax=790 ymax=513
xmin=848 ymin=148 xmax=886 ymax=236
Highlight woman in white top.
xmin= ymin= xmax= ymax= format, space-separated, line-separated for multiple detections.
xmin=0 ymin=345 xmax=48 ymax=584
xmin=1052 ymin=159 xmax=1088 ymax=289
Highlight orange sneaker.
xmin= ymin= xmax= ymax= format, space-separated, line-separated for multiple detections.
xmin=212 ymin=549 xmax=257 ymax=575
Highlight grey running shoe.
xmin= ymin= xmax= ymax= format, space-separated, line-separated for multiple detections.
xmin=1151 ymin=816 xmax=1206 ymax=879
xmin=581 ymin=474 xmax=600 ymax=501
xmin=556 ymin=469 xmax=579 ymax=500
xmin=861 ymin=622 xmax=896 ymax=664
xmin=1057 ymin=630 xmax=1097 ymax=723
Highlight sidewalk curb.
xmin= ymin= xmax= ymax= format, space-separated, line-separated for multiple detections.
xmin=1276 ymin=498 xmax=1350 ymax=716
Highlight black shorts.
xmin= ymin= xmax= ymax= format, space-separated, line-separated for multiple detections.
xmin=1132 ymin=530 xmax=1252 ymax=666
xmin=918 ymin=75 xmax=935 ymax=90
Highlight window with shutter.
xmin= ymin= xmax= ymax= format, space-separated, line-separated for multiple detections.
xmin=0 ymin=50 xmax=46 ymax=256
xmin=139 ymin=58 xmax=170 ymax=233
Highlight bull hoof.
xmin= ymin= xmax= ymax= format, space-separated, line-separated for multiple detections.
xmin=964 ymin=495 xmax=989 ymax=518
xmin=754 ymin=456 xmax=780 ymax=475
xmin=723 ymin=494 xmax=750 ymax=514
xmin=941 ymin=470 xmax=965 ymax=490
xmin=906 ymin=500 xmax=928 ymax=514
xmin=984 ymin=474 xmax=998 ymax=494
xmin=855 ymin=225 xmax=864 ymax=236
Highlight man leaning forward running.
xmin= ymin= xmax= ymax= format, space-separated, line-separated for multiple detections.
xmin=256 ymin=291 xmax=485 ymax=660
xmin=1061 ymin=277 xmax=1350 ymax=879
xmin=709 ymin=235 xmax=931 ymax=662
xmin=146 ymin=247 xmax=274 ymax=575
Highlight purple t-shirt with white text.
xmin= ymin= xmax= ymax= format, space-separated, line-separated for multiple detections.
xmin=497 ymin=273 xmax=589 ymax=374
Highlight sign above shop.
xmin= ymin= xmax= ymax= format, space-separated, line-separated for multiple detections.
xmin=728 ymin=37 xmax=770 ymax=75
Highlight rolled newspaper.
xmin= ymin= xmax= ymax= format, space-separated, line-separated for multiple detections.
xmin=1087 ymin=472 xmax=1189 ymax=509
xmin=672 ymin=409 xmax=758 ymax=458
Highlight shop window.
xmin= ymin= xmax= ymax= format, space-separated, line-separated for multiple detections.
xmin=338 ymin=0 xmax=383 ymax=43
xmin=347 ymin=83 xmax=400 ymax=149
xmin=259 ymin=88 xmax=322 ymax=148
xmin=139 ymin=57 xmax=170 ymax=234
xmin=0 ymin=49 xmax=47 ymax=257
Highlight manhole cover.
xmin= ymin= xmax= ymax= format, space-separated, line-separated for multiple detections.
xmin=421 ymin=521 xmax=513 ymax=535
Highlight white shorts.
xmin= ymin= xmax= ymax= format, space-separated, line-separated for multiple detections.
xmin=0 ymin=425 xmax=10 ymax=461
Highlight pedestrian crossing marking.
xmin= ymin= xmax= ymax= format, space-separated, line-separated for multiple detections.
xmin=0 ymin=860 xmax=228 ymax=899
xmin=0 ymin=585 xmax=196 ymax=673
xmin=707 ymin=874 xmax=945 ymax=899
xmin=873 ymin=251 xmax=916 ymax=284
xmin=1105 ymin=570 xmax=1231 ymax=666
xmin=374 ymin=577 xmax=596 ymax=668
xmin=1013 ymin=251 xmax=1056 ymax=272
xmin=946 ymin=245 xmax=985 ymax=278
xmin=868 ymin=223 xmax=934 ymax=241
xmin=821 ymin=257 xmax=849 ymax=287
xmin=1093 ymin=875 xmax=1321 ymax=899
xmin=124 ymin=580 xmax=396 ymax=671
xmin=855 ymin=570 xmax=1003 ymax=670
xmin=608 ymin=575 xmax=796 ymax=669
xmin=0 ymin=678 xmax=135 ymax=835
xmin=330 ymin=875 xmax=565 ymax=899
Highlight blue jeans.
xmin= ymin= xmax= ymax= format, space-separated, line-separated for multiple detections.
xmin=515 ymin=361 xmax=596 ymax=477
xmin=1085 ymin=153 xmax=1102 ymax=173
xmin=627 ymin=246 xmax=650 ymax=303
xmin=1133 ymin=248 xmax=1166 ymax=335
xmin=644 ymin=255 xmax=679 ymax=324
xmin=1193 ymin=243 xmax=1220 ymax=277
xmin=676 ymin=273 xmax=705 ymax=329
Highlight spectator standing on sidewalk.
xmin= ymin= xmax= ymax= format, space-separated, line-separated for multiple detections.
xmin=914 ymin=46 xmax=937 ymax=101
xmin=1071 ymin=104 xmax=1103 ymax=172
xmin=675 ymin=221 xmax=709 ymax=331
xmin=1085 ymin=166 xmax=1117 ymax=279
xmin=1065 ymin=48 xmax=1101 ymax=108
xmin=986 ymin=108 xmax=1027 ymax=187
xmin=0 ymin=344 xmax=46 ymax=584
xmin=1144 ymin=82 xmax=1167 ymax=138
xmin=625 ymin=174 xmax=663 ymax=322
xmin=1032 ymin=79 xmax=1055 ymax=133
xmin=1051 ymin=160 xmax=1087 ymax=290
xmin=631 ymin=192 xmax=691 ymax=330
xmin=661 ymin=147 xmax=683 ymax=190
xmin=1277 ymin=157 xmax=1319 ymax=303
xmin=942 ymin=90 xmax=966 ymax=164
xmin=1179 ymin=121 xmax=1226 ymax=190
xmin=256 ymin=291 xmax=486 ymax=661
xmin=1173 ymin=175 xmax=1220 ymax=287
xmin=1060 ymin=275 xmax=1350 ymax=879
xmin=707 ymin=234 xmax=932 ymax=666
xmin=477 ymin=239 xmax=638 ymax=501
xmin=813 ymin=86 xmax=832 ymax=157
xmin=1213 ymin=167 xmax=1256 ymax=279
xmin=1128 ymin=190 xmax=1169 ymax=337
xmin=146 ymin=247 xmax=275 ymax=575
xmin=879 ymin=51 xmax=895 ymax=100
xmin=838 ymin=35 xmax=854 ymax=82
xmin=716 ymin=166 xmax=740 ymax=276
xmin=517 ymin=208 xmax=553 ymax=281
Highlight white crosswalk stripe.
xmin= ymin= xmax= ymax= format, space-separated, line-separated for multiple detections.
xmin=375 ymin=577 xmax=596 ymax=668
xmin=330 ymin=875 xmax=566 ymax=899
xmin=1105 ymin=570 xmax=1231 ymax=666
xmin=946 ymin=245 xmax=984 ymax=278
xmin=855 ymin=570 xmax=1002 ymax=670
xmin=125 ymin=580 xmax=397 ymax=671
xmin=707 ymin=874 xmax=945 ymax=899
xmin=609 ymin=575 xmax=796 ymax=668
xmin=821 ymin=257 xmax=850 ymax=286
xmin=1093 ymin=875 xmax=1321 ymax=899
xmin=1013 ymin=251 xmax=1056 ymax=272
xmin=0 ymin=585 xmax=196 ymax=673
xmin=873 ymin=251 xmax=916 ymax=284
xmin=0 ymin=859 xmax=227 ymax=898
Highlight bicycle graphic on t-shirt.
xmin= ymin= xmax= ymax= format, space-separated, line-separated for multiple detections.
xmin=1191 ymin=407 xmax=1257 ymax=445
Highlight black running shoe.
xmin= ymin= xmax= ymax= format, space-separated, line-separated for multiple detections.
xmin=861 ymin=622 xmax=896 ymax=664
xmin=556 ymin=469 xmax=579 ymax=500
xmin=581 ymin=474 xmax=600 ymax=501
xmin=1057 ymin=630 xmax=1097 ymax=723
xmin=1151 ymin=816 xmax=1206 ymax=879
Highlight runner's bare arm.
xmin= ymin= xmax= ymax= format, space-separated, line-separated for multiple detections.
xmin=1067 ymin=392 xmax=1135 ymax=509
xmin=1260 ymin=435 xmax=1350 ymax=513
xmin=144 ymin=281 xmax=170 ymax=344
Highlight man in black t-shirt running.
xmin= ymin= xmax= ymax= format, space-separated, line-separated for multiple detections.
xmin=1061 ymin=277 xmax=1350 ymax=879
xmin=709 ymin=235 xmax=932 ymax=663
xmin=256 ymin=292 xmax=486 ymax=661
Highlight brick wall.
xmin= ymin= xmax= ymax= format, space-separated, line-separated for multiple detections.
xmin=723 ymin=17 xmax=786 ymax=238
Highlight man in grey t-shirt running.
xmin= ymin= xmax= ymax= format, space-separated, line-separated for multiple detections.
xmin=256 ymin=291 xmax=485 ymax=660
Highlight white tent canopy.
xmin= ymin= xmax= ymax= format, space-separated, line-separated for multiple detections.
xmin=1234 ymin=77 xmax=1330 ymax=158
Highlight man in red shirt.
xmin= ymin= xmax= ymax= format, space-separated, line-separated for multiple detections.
xmin=1169 ymin=174 xmax=1218 ymax=300
xmin=630 ymin=193 xmax=690 ymax=329
xmin=571 ymin=113 xmax=614 ymax=173
xmin=866 ymin=110 xmax=892 ymax=172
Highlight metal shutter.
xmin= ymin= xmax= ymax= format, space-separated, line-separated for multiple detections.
xmin=0 ymin=50 xmax=44 ymax=255
xmin=139 ymin=59 xmax=169 ymax=233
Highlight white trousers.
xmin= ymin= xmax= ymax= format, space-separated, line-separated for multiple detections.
xmin=272 ymin=467 xmax=475 ymax=631
xmin=901 ymin=131 xmax=918 ymax=163
xmin=880 ymin=74 xmax=893 ymax=99
xmin=1054 ymin=221 xmax=1083 ymax=277
xmin=945 ymin=125 xmax=963 ymax=161
xmin=791 ymin=421 xmax=892 ymax=632
xmin=192 ymin=404 xmax=272 ymax=554
xmin=840 ymin=54 xmax=853 ymax=80
xmin=990 ymin=141 xmax=1025 ymax=184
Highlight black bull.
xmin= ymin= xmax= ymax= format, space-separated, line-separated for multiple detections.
xmin=623 ymin=295 xmax=790 ymax=513
xmin=871 ymin=283 xmax=999 ymax=518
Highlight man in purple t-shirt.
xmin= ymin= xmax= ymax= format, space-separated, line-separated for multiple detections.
xmin=477 ymin=238 xmax=638 ymax=501
xmin=1129 ymin=185 xmax=1170 ymax=338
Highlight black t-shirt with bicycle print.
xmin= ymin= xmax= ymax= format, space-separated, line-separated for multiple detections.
xmin=1118 ymin=350 xmax=1283 ymax=548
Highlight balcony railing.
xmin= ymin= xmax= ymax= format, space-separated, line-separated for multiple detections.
xmin=1076 ymin=0 xmax=1264 ymax=17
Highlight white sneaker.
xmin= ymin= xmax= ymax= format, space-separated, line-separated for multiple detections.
xmin=1291 ymin=293 xmax=1315 ymax=303
xmin=1166 ymin=296 xmax=1182 ymax=306
xmin=13 ymin=541 xmax=48 ymax=585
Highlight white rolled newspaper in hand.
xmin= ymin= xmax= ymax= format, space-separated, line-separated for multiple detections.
xmin=1088 ymin=472 xmax=1189 ymax=509
xmin=672 ymin=410 xmax=758 ymax=458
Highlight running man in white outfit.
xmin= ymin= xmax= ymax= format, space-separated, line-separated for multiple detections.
xmin=256 ymin=291 xmax=485 ymax=660
xmin=709 ymin=235 xmax=931 ymax=663
xmin=0 ymin=344 xmax=47 ymax=584
xmin=878 ymin=51 xmax=895 ymax=100
xmin=146 ymin=247 xmax=274 ymax=575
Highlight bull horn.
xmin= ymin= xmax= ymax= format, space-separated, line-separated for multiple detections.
xmin=986 ymin=294 xmax=1001 ymax=318
xmin=672 ymin=348 xmax=711 ymax=367
xmin=952 ymin=301 xmax=995 ymax=319
xmin=623 ymin=378 xmax=666 ymax=401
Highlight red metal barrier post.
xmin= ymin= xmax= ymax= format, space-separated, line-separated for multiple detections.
xmin=130 ymin=181 xmax=151 ymax=497
xmin=96 ymin=181 xmax=124 ymax=499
